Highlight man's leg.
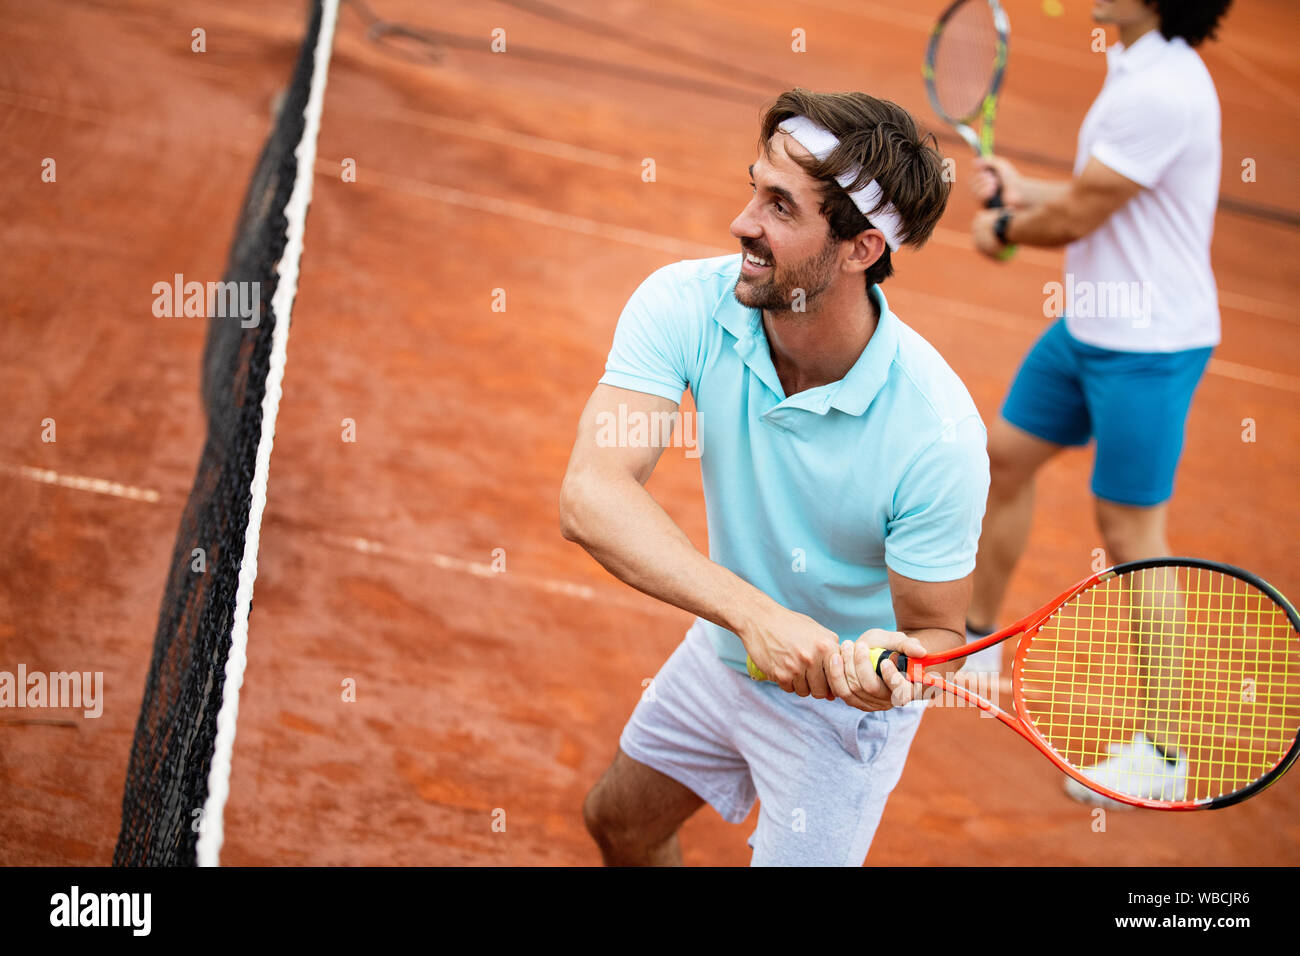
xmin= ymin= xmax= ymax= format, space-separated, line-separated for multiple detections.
xmin=1094 ymin=497 xmax=1169 ymax=565
xmin=965 ymin=319 xmax=1090 ymax=670
xmin=1056 ymin=498 xmax=1187 ymax=805
xmin=1095 ymin=497 xmax=1183 ymax=760
xmin=966 ymin=417 xmax=1065 ymax=634
xmin=737 ymin=690 xmax=925 ymax=866
xmin=1060 ymin=342 xmax=1212 ymax=806
xmin=587 ymin=621 xmax=760 ymax=864
xmin=583 ymin=749 xmax=704 ymax=866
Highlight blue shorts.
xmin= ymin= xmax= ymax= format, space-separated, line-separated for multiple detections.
xmin=619 ymin=619 xmax=924 ymax=866
xmin=1002 ymin=319 xmax=1212 ymax=507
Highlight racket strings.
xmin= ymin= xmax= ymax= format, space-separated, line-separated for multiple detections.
xmin=1016 ymin=566 xmax=1300 ymax=805
xmin=931 ymin=1 xmax=1001 ymax=122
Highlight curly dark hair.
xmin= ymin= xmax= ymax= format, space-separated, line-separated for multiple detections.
xmin=1146 ymin=0 xmax=1232 ymax=47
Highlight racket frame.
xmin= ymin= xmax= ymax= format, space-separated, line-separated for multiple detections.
xmin=922 ymin=0 xmax=1010 ymax=152
xmin=922 ymin=0 xmax=1016 ymax=257
xmin=889 ymin=557 xmax=1300 ymax=810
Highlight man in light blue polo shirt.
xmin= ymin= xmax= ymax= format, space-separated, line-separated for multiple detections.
xmin=560 ymin=90 xmax=989 ymax=866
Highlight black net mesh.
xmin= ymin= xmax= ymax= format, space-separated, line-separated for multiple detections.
xmin=113 ymin=1 xmax=324 ymax=866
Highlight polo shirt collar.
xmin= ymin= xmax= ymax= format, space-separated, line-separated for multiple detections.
xmin=1107 ymin=27 xmax=1168 ymax=76
xmin=710 ymin=280 xmax=899 ymax=418
xmin=832 ymin=284 xmax=898 ymax=415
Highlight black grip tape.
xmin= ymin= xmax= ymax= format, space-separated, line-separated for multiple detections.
xmin=874 ymin=650 xmax=908 ymax=678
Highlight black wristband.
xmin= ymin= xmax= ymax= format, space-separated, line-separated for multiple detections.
xmin=993 ymin=210 xmax=1013 ymax=246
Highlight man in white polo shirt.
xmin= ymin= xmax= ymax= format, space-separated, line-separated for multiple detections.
xmin=965 ymin=0 xmax=1233 ymax=803
xmin=560 ymin=90 xmax=989 ymax=865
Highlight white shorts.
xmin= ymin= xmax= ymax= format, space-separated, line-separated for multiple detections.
xmin=619 ymin=619 xmax=925 ymax=866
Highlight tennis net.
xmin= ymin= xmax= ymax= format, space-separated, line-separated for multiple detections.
xmin=114 ymin=0 xmax=338 ymax=866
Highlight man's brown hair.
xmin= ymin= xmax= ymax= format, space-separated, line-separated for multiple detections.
xmin=759 ymin=89 xmax=950 ymax=288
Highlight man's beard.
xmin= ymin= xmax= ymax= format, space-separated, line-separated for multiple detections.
xmin=733 ymin=236 xmax=840 ymax=314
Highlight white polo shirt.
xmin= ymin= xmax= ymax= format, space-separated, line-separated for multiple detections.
xmin=1064 ymin=29 xmax=1221 ymax=352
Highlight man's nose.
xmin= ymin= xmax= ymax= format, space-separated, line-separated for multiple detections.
xmin=729 ymin=199 xmax=761 ymax=241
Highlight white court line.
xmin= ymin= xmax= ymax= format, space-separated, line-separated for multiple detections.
xmin=321 ymin=158 xmax=726 ymax=260
xmin=374 ymin=108 xmax=629 ymax=171
xmin=0 ymin=476 xmax=649 ymax=608
xmin=1208 ymin=42 xmax=1300 ymax=118
xmin=1219 ymin=289 xmax=1298 ymax=324
xmin=365 ymin=106 xmax=742 ymax=196
xmin=3 ymin=86 xmax=1290 ymax=320
xmin=1204 ymin=357 xmax=1300 ymax=393
xmin=897 ymin=287 xmax=1300 ymax=395
xmin=0 ymin=463 xmax=160 ymax=503
xmin=803 ymin=0 xmax=1096 ymax=69
xmin=929 ymin=229 xmax=1300 ymax=324
xmin=891 ymin=287 xmax=1031 ymax=334
xmin=332 ymin=163 xmax=1300 ymax=393
xmin=312 ymin=529 xmax=653 ymax=608
xmin=321 ymin=110 xmax=1289 ymax=321
xmin=314 ymin=524 xmax=1032 ymax=699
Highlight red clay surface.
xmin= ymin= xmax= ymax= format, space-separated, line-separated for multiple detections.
xmin=1 ymin=0 xmax=1298 ymax=865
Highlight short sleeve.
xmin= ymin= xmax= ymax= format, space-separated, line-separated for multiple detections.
xmin=884 ymin=415 xmax=989 ymax=582
xmin=1088 ymin=84 xmax=1189 ymax=189
xmin=598 ymin=263 xmax=694 ymax=403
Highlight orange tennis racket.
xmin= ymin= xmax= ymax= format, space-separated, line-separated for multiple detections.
xmin=750 ymin=559 xmax=1300 ymax=810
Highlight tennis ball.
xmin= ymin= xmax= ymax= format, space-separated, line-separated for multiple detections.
xmin=746 ymin=657 xmax=767 ymax=681
xmin=1042 ymin=0 xmax=1064 ymax=17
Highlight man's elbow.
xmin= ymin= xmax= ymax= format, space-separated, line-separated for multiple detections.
xmin=1064 ymin=214 xmax=1099 ymax=244
xmin=1064 ymin=193 xmax=1128 ymax=243
xmin=1050 ymin=201 xmax=1095 ymax=244
xmin=558 ymin=473 xmax=588 ymax=544
xmin=1057 ymin=218 xmax=1087 ymax=244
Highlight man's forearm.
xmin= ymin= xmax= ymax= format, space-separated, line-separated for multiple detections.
xmin=560 ymin=470 xmax=777 ymax=637
xmin=1002 ymin=191 xmax=1088 ymax=248
xmin=1017 ymin=176 xmax=1071 ymax=208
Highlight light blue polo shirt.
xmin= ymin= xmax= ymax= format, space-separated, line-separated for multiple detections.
xmin=600 ymin=254 xmax=989 ymax=674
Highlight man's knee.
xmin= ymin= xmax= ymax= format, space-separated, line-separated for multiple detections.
xmin=1100 ymin=530 xmax=1167 ymax=566
xmin=583 ymin=752 xmax=700 ymax=856
xmin=988 ymin=444 xmax=1032 ymax=495
xmin=987 ymin=421 xmax=1059 ymax=495
xmin=583 ymin=778 xmax=666 ymax=861
xmin=1096 ymin=499 xmax=1168 ymax=564
xmin=583 ymin=768 xmax=653 ymax=853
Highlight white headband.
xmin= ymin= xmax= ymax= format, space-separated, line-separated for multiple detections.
xmin=777 ymin=115 xmax=907 ymax=252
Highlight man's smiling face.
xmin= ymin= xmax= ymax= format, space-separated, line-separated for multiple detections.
xmin=729 ymin=132 xmax=843 ymax=314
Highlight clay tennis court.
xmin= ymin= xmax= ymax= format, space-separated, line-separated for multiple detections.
xmin=2 ymin=0 xmax=1298 ymax=865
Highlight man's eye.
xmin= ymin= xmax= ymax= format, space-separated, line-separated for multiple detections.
xmin=749 ymin=182 xmax=787 ymax=216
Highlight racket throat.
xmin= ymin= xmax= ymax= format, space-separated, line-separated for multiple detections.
xmin=954 ymin=123 xmax=981 ymax=155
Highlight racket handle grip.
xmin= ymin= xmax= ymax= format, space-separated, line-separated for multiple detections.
xmin=868 ymin=647 xmax=908 ymax=678
xmin=746 ymin=648 xmax=909 ymax=682
xmin=984 ymin=189 xmax=1018 ymax=260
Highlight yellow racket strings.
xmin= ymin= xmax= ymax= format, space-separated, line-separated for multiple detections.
xmin=1017 ymin=566 xmax=1300 ymax=804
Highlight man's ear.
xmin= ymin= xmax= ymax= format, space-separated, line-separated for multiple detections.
xmin=845 ymin=229 xmax=887 ymax=276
